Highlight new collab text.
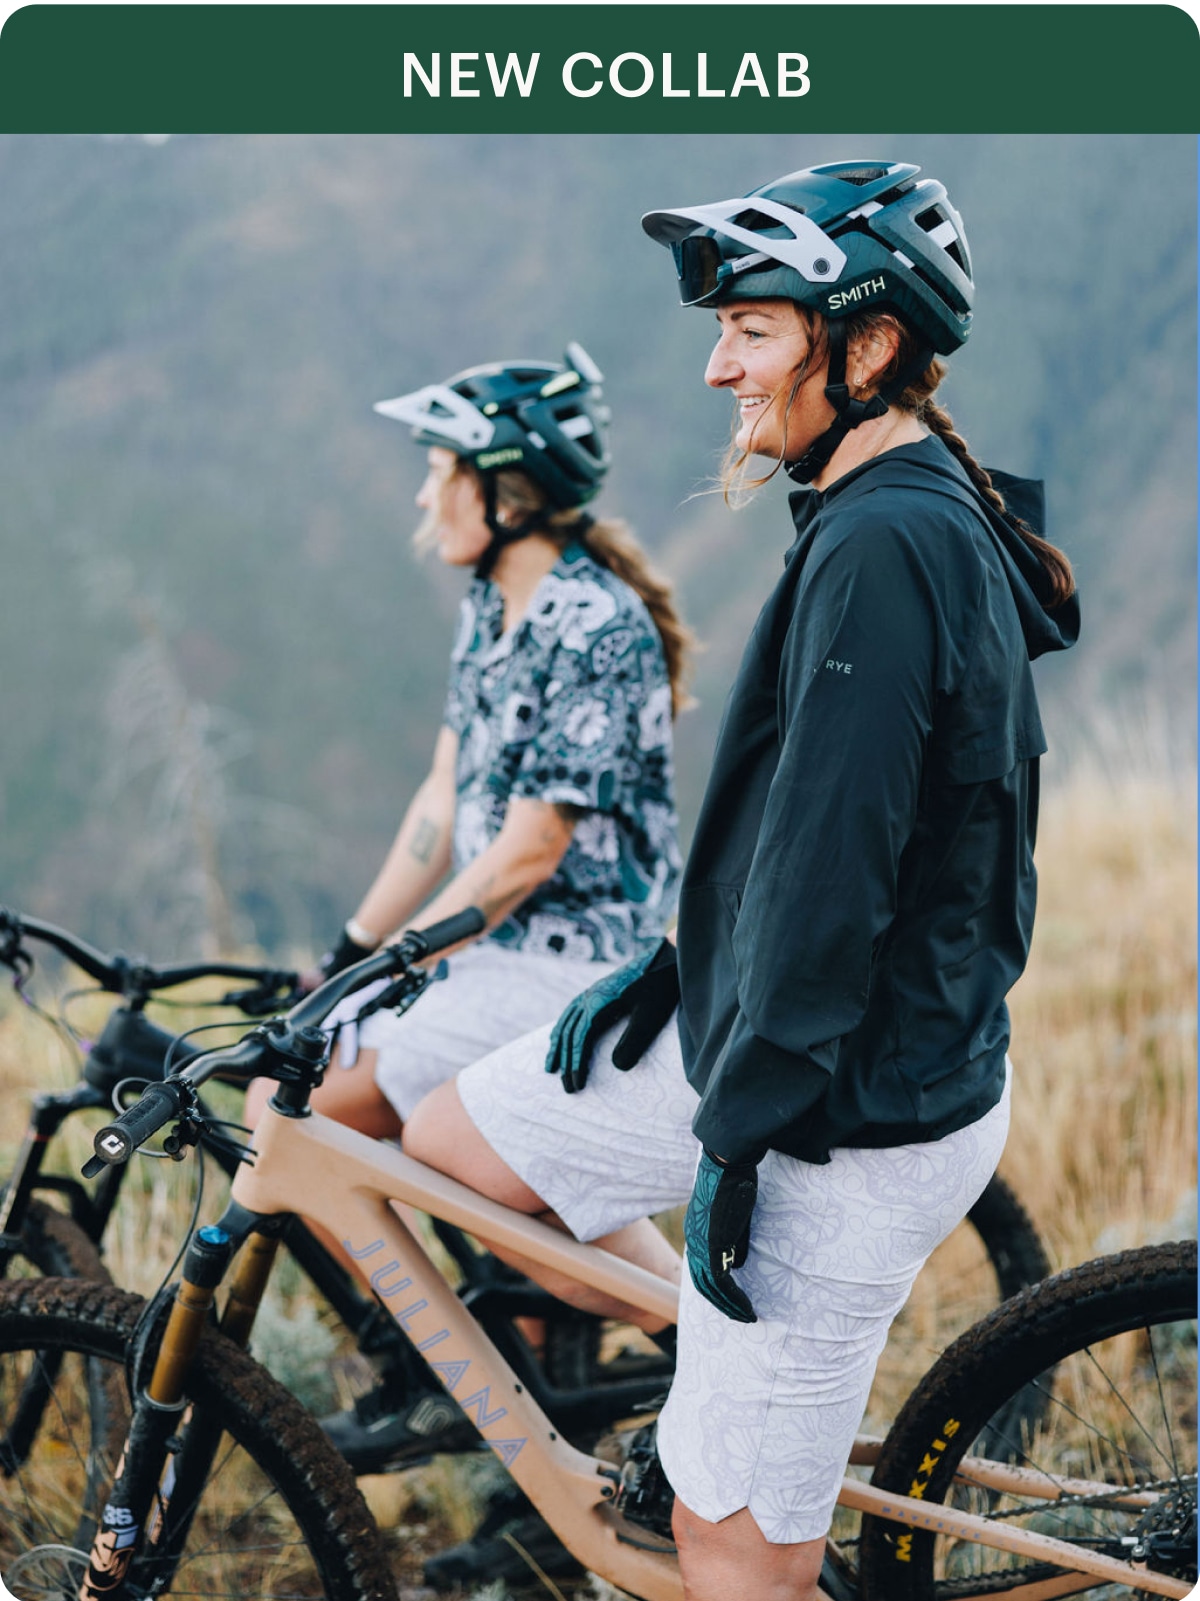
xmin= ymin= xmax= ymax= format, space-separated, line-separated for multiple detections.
xmin=401 ymin=51 xmax=811 ymax=99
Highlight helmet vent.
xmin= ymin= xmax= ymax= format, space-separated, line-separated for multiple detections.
xmin=731 ymin=207 xmax=803 ymax=234
xmin=817 ymin=164 xmax=890 ymax=186
xmin=559 ymin=410 xmax=601 ymax=455
xmin=908 ymin=259 xmax=958 ymax=310
xmin=916 ymin=204 xmax=967 ymax=270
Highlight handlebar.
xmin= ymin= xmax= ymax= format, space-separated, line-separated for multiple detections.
xmin=81 ymin=906 xmax=486 ymax=1176
xmin=0 ymin=906 xmax=301 ymax=1007
xmin=85 ymin=1081 xmax=191 ymax=1172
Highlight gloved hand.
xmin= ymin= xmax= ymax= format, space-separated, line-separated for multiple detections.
xmin=301 ymin=925 xmax=379 ymax=994
xmin=683 ymin=1149 xmax=760 ymax=1323
xmin=545 ymin=937 xmax=679 ymax=1093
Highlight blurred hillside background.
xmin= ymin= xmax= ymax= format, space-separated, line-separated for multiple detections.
xmin=1 ymin=132 xmax=1195 ymax=960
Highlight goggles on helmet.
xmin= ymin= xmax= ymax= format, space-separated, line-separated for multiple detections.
xmin=645 ymin=196 xmax=848 ymax=307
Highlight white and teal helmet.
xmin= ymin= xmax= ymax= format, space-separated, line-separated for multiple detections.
xmin=643 ymin=160 xmax=973 ymax=481
xmin=374 ymin=341 xmax=611 ymax=510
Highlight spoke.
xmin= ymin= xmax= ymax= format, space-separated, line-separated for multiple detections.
xmin=981 ymin=1333 xmax=1182 ymax=1495
xmin=1145 ymin=1324 xmax=1181 ymax=1481
xmin=144 ymin=1428 xmax=308 ymax=1586
xmin=4 ymin=1350 xmax=108 ymax=1549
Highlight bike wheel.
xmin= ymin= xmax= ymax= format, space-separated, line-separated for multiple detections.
xmin=0 ymin=1195 xmax=110 ymax=1285
xmin=858 ymin=1240 xmax=1198 ymax=1600
xmin=0 ymin=1198 xmax=116 ymax=1503
xmin=0 ymin=1277 xmax=400 ymax=1601
xmin=965 ymin=1173 xmax=1051 ymax=1301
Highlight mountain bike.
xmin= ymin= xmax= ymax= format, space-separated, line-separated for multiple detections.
xmin=0 ymin=909 xmax=683 ymax=1476
xmin=0 ymin=905 xmax=1052 ymax=1447
xmin=0 ymin=911 xmax=1192 ymax=1601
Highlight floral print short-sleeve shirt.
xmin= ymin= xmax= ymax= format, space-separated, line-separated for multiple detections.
xmin=444 ymin=542 xmax=681 ymax=962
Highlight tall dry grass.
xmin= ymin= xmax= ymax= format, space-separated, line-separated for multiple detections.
xmin=1004 ymin=746 xmax=1197 ymax=1267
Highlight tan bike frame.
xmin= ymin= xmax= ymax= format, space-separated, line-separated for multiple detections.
xmin=235 ymin=1100 xmax=1191 ymax=1601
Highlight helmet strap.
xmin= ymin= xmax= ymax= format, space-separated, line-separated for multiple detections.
xmin=786 ymin=322 xmax=933 ymax=486
xmin=474 ymin=472 xmax=550 ymax=581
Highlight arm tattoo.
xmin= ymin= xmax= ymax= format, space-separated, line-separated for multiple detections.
xmin=409 ymin=818 xmax=440 ymax=865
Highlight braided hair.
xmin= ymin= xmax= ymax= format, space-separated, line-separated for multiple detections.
xmin=719 ymin=306 xmax=1075 ymax=611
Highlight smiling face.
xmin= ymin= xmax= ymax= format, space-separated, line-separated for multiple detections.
xmin=704 ymin=300 xmax=831 ymax=463
xmin=415 ymin=447 xmax=493 ymax=567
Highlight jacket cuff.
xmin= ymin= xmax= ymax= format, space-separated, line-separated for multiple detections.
xmin=691 ymin=1008 xmax=832 ymax=1164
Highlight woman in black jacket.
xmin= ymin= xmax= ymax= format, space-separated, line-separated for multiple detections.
xmin=406 ymin=159 xmax=1079 ymax=1599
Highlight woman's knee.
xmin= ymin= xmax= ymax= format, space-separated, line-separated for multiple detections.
xmin=402 ymin=1079 xmax=462 ymax=1165
xmin=672 ymin=1501 xmax=825 ymax=1601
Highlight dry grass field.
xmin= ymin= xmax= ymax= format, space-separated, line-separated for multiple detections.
xmin=0 ymin=745 xmax=1194 ymax=1599
xmin=1006 ymin=756 xmax=1197 ymax=1262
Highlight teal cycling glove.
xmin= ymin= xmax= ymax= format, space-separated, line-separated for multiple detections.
xmin=684 ymin=1149 xmax=759 ymax=1323
xmin=545 ymin=937 xmax=678 ymax=1093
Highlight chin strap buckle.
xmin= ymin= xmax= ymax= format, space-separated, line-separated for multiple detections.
xmin=823 ymin=384 xmax=889 ymax=428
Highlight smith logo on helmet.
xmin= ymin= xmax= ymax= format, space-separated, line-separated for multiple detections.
xmin=476 ymin=447 xmax=525 ymax=470
xmin=827 ymin=276 xmax=888 ymax=312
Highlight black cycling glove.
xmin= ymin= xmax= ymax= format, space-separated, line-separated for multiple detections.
xmin=317 ymin=926 xmax=378 ymax=983
xmin=683 ymin=1149 xmax=760 ymax=1323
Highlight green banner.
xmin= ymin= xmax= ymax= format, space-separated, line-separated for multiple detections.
xmin=1 ymin=4 xmax=1197 ymax=132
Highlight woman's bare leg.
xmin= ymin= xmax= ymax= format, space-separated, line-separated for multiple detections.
xmin=404 ymin=1079 xmax=681 ymax=1328
xmin=673 ymin=1502 xmax=825 ymax=1601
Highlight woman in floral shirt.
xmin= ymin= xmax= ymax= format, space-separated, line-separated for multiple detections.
xmin=286 ymin=344 xmax=691 ymax=1471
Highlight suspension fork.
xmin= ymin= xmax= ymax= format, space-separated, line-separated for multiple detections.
xmin=135 ymin=1217 xmax=284 ymax=1591
xmin=77 ymin=1224 xmax=236 ymax=1601
xmin=218 ymin=1222 xmax=282 ymax=1346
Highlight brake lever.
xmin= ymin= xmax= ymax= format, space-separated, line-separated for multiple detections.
xmin=352 ymin=965 xmax=431 ymax=1025
xmin=221 ymin=974 xmax=304 ymax=1017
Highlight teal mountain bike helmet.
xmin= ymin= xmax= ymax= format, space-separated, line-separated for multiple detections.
xmin=642 ymin=160 xmax=973 ymax=481
xmin=374 ymin=343 xmax=611 ymax=577
xmin=376 ymin=341 xmax=610 ymax=492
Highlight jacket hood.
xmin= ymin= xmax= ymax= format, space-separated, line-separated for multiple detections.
xmin=980 ymin=465 xmax=1080 ymax=661
xmin=791 ymin=436 xmax=1080 ymax=662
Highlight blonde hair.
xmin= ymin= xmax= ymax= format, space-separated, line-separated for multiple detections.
xmin=718 ymin=305 xmax=1075 ymax=610
xmin=418 ymin=460 xmax=695 ymax=716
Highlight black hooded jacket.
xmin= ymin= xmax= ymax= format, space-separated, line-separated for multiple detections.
xmin=676 ymin=434 xmax=1080 ymax=1165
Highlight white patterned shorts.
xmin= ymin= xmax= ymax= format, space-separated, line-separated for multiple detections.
xmin=324 ymin=941 xmax=614 ymax=1122
xmin=458 ymin=1014 xmax=1011 ymax=1544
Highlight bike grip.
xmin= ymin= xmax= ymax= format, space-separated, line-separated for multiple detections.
xmin=82 ymin=1081 xmax=186 ymax=1176
xmin=405 ymin=907 xmax=486 ymax=959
